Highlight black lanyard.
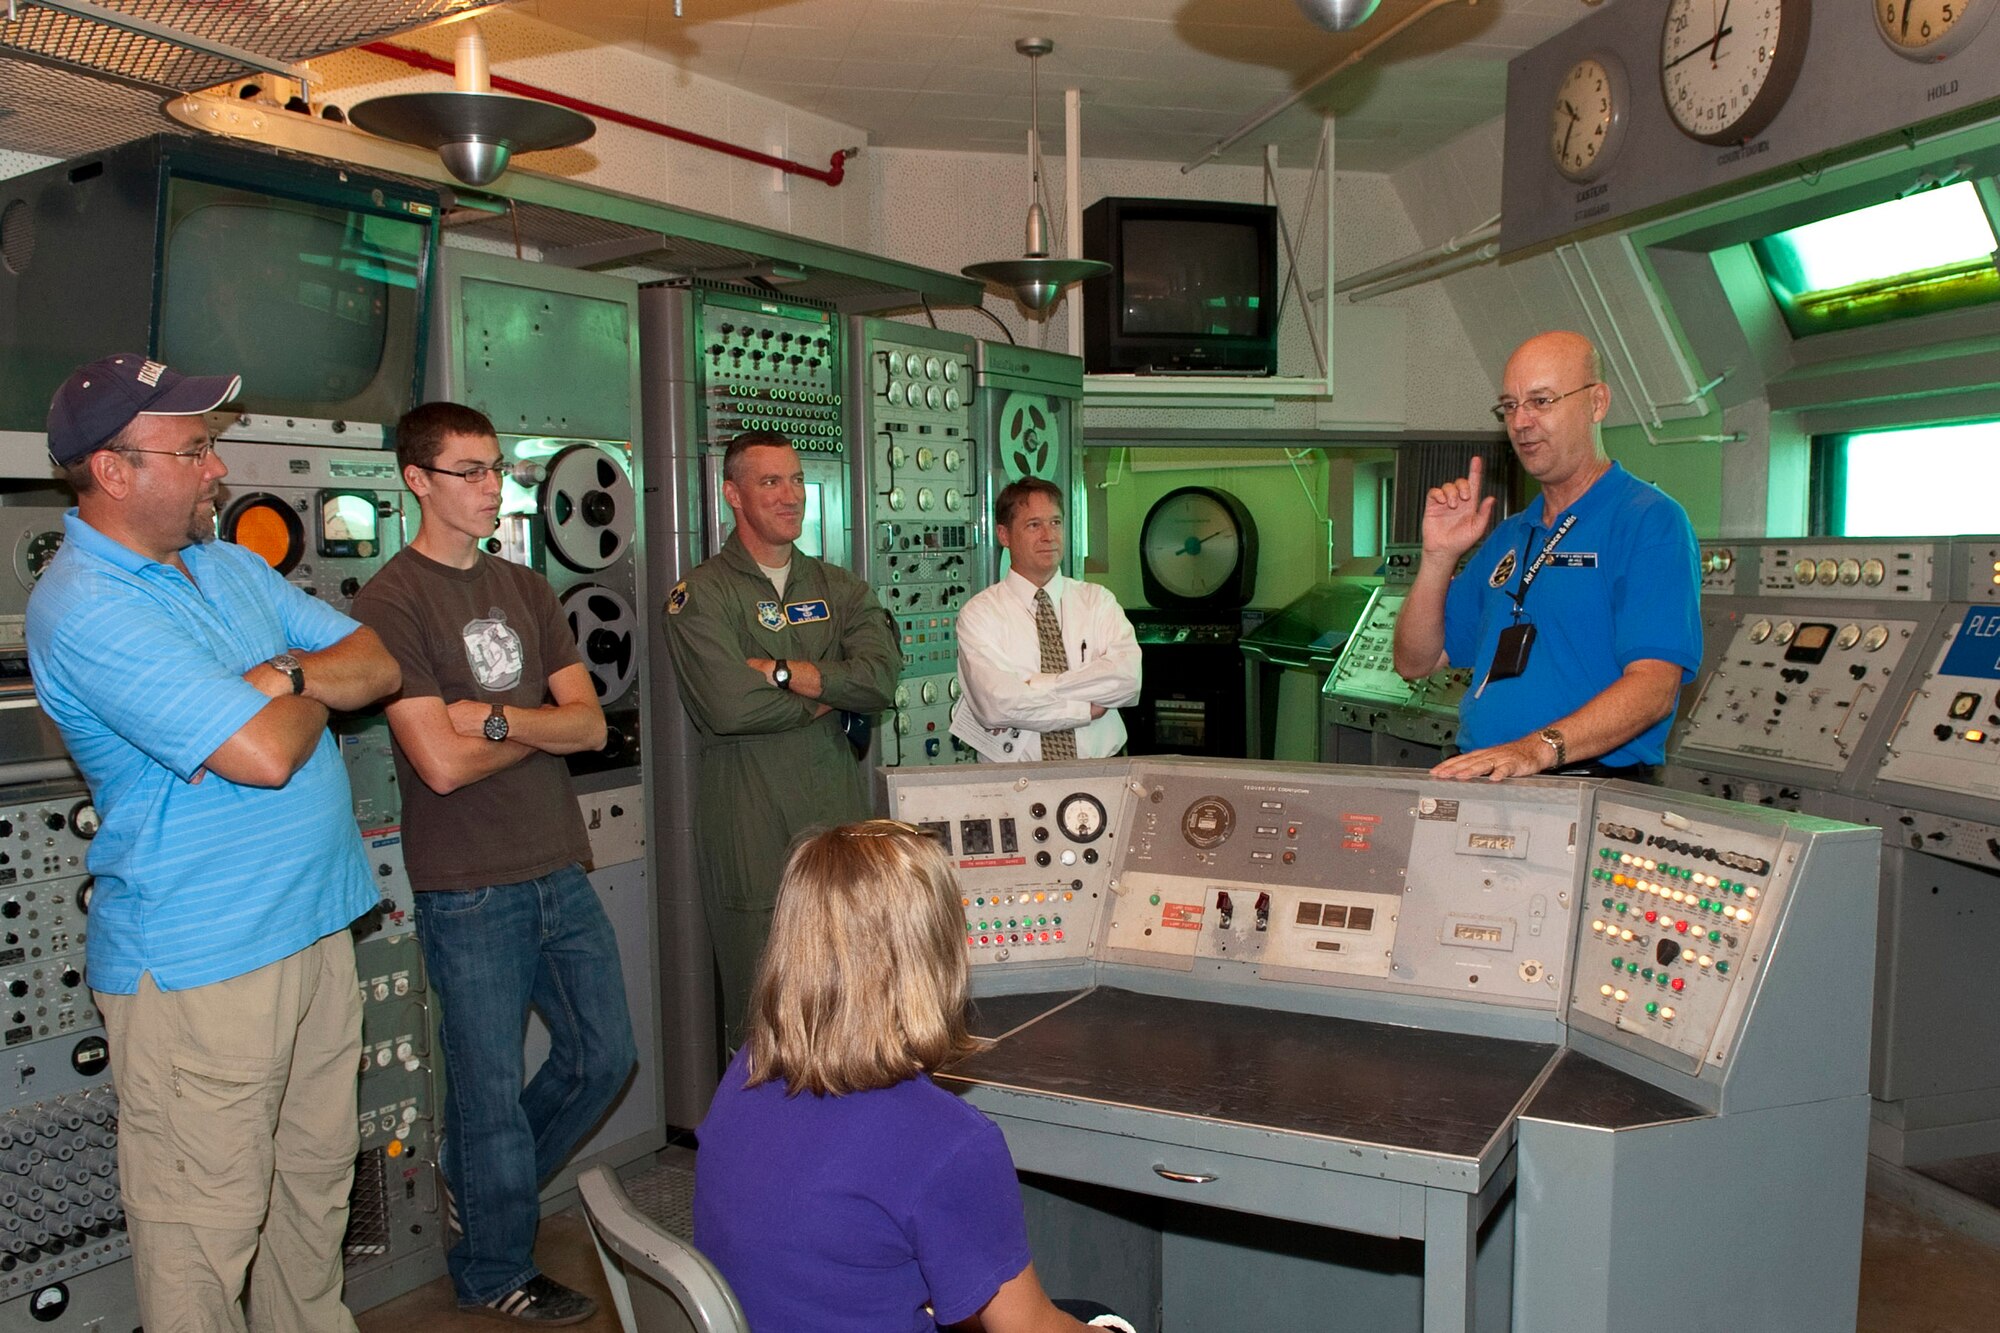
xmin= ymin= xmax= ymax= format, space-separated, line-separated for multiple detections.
xmin=1508 ymin=513 xmax=1577 ymax=621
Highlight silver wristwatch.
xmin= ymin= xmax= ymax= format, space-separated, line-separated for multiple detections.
xmin=267 ymin=652 xmax=304 ymax=696
xmin=1537 ymin=727 xmax=1567 ymax=768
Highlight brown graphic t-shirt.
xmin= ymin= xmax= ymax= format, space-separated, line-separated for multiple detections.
xmin=352 ymin=548 xmax=590 ymax=892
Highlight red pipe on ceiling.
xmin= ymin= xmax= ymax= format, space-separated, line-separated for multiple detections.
xmin=358 ymin=41 xmax=852 ymax=187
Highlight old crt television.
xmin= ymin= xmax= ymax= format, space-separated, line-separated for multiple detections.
xmin=0 ymin=135 xmax=439 ymax=447
xmin=1081 ymin=197 xmax=1278 ymax=376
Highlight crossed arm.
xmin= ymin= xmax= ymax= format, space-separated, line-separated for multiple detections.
xmin=203 ymin=627 xmax=401 ymax=788
xmin=382 ymin=662 xmax=606 ymax=796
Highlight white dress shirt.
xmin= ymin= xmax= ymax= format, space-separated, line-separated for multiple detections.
xmin=951 ymin=569 xmax=1142 ymax=762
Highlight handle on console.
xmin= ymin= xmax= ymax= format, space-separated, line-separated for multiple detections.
xmin=1152 ymin=1165 xmax=1217 ymax=1185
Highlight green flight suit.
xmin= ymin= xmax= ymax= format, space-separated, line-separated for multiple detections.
xmin=663 ymin=532 xmax=899 ymax=1039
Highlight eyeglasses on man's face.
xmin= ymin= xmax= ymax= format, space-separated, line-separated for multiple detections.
xmin=113 ymin=441 xmax=218 ymax=465
xmin=416 ymin=460 xmax=547 ymax=486
xmin=1491 ymin=382 xmax=1599 ymax=424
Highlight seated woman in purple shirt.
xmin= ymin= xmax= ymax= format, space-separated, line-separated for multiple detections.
xmin=693 ymin=821 xmax=1128 ymax=1333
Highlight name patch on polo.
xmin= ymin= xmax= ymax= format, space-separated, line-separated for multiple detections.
xmin=1545 ymin=552 xmax=1598 ymax=568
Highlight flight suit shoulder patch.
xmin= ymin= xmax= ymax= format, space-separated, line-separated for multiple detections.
xmin=666 ymin=581 xmax=689 ymax=615
xmin=756 ymin=601 xmax=784 ymax=631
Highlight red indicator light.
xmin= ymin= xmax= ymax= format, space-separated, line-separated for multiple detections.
xmin=1675 ymin=920 xmax=1690 ymax=934
xmin=1644 ymin=910 xmax=1658 ymax=923
xmin=1671 ymin=977 xmax=1685 ymax=992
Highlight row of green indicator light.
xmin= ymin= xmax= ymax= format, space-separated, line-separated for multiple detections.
xmin=969 ymin=916 xmax=1062 ymax=931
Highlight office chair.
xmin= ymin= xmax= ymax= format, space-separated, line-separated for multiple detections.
xmin=578 ymin=1164 xmax=750 ymax=1333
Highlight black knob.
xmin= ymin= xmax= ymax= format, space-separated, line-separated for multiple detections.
xmin=0 ymin=901 xmax=17 ymax=918
xmin=43 ymin=813 xmax=64 ymax=832
xmin=341 ymin=578 xmax=361 ymax=598
xmin=59 ymin=969 xmax=80 ymax=989
xmin=8 ymin=981 xmax=27 ymax=998
xmin=1035 ymin=852 xmax=1051 ymax=867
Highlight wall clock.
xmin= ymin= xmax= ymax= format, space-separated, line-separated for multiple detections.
xmin=1551 ymin=54 xmax=1629 ymax=182
xmin=1659 ymin=0 xmax=1812 ymax=146
xmin=1139 ymin=487 xmax=1258 ymax=610
xmin=1875 ymin=0 xmax=1996 ymax=61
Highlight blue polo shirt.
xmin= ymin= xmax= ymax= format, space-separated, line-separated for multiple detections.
xmin=1443 ymin=463 xmax=1700 ymax=767
xmin=25 ymin=511 xmax=377 ymax=993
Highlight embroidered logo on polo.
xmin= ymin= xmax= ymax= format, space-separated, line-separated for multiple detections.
xmin=1545 ymin=552 xmax=1598 ymax=568
xmin=462 ymin=607 xmax=524 ymax=690
xmin=756 ymin=601 xmax=784 ymax=631
xmin=785 ymin=600 xmax=830 ymax=625
xmin=666 ymin=581 xmax=688 ymax=615
xmin=1488 ymin=550 xmax=1518 ymax=588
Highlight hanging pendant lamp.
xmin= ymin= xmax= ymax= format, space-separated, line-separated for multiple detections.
xmin=962 ymin=38 xmax=1109 ymax=314
xmin=1294 ymin=0 xmax=1383 ymax=31
xmin=349 ymin=24 xmax=594 ymax=187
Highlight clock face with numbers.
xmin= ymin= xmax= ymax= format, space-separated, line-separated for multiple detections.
xmin=1875 ymin=0 xmax=1996 ymax=61
xmin=1660 ymin=0 xmax=1813 ymax=145
xmin=1550 ymin=54 xmax=1628 ymax=182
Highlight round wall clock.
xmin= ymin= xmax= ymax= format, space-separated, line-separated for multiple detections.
xmin=1139 ymin=486 xmax=1258 ymax=610
xmin=1659 ymin=0 xmax=1812 ymax=146
xmin=1551 ymin=53 xmax=1629 ymax=182
xmin=1875 ymin=0 xmax=1996 ymax=61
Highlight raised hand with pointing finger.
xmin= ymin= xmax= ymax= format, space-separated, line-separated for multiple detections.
xmin=1421 ymin=453 xmax=1498 ymax=565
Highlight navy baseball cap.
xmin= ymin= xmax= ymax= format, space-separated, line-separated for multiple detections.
xmin=46 ymin=354 xmax=242 ymax=467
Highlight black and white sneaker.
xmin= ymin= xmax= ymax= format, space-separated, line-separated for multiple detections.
xmin=462 ymin=1274 xmax=597 ymax=1325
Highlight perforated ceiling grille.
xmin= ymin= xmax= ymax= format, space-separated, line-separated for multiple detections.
xmin=0 ymin=53 xmax=192 ymax=156
xmin=0 ymin=2 xmax=506 ymax=112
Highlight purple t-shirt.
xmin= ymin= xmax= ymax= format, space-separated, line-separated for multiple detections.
xmin=694 ymin=1048 xmax=1033 ymax=1332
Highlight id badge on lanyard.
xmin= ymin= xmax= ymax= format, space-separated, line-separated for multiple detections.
xmin=1476 ymin=514 xmax=1576 ymax=696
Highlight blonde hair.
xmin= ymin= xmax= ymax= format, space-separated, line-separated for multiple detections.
xmin=744 ymin=821 xmax=976 ymax=1097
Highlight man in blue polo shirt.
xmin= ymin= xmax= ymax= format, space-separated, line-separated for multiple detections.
xmin=1393 ymin=331 xmax=1700 ymax=781
xmin=25 ymin=354 xmax=401 ymax=1331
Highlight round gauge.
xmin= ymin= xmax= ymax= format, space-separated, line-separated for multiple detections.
xmin=887 ymin=381 xmax=906 ymax=407
xmin=1816 ymin=558 xmax=1840 ymax=584
xmin=1660 ymin=0 xmax=1811 ymax=145
xmin=888 ymin=443 xmax=906 ymax=469
xmin=925 ymin=386 xmax=943 ymax=410
xmin=1863 ymin=625 xmax=1891 ymax=652
xmin=916 ymin=487 xmax=935 ymax=511
xmin=1793 ymin=558 xmax=1816 ymax=584
xmin=1057 ymin=792 xmax=1108 ymax=844
xmin=1703 ymin=547 xmax=1734 ymax=575
xmin=1862 ymin=558 xmax=1887 ymax=586
xmin=948 ymin=677 xmax=961 ymax=699
xmin=15 ymin=529 xmax=62 ymax=591
xmin=943 ymin=448 xmax=961 ymax=471
xmin=1876 ymin=0 xmax=1995 ymax=60
xmin=944 ymin=360 xmax=961 ymax=382
xmin=904 ymin=352 xmax=922 ymax=376
xmin=1775 ymin=621 xmax=1798 ymax=646
xmin=893 ymin=684 xmax=910 ymax=708
xmin=1749 ymin=618 xmax=1773 ymax=643
xmin=944 ymin=387 xmax=962 ymax=412
xmin=888 ymin=487 xmax=906 ymax=510
xmin=919 ymin=680 xmax=938 ymax=705
xmin=1835 ymin=624 xmax=1862 ymax=650
xmin=76 ymin=878 xmax=92 ymax=915
xmin=1181 ymin=796 xmax=1236 ymax=849
xmin=881 ymin=350 xmax=900 ymax=377
xmin=896 ymin=713 xmax=911 ymax=734
xmin=924 ymin=356 xmax=941 ymax=380
xmin=1550 ymin=53 xmax=1629 ymax=182
xmin=944 ymin=488 xmax=963 ymax=512
xmin=915 ymin=447 xmax=935 ymax=470
xmin=1838 ymin=558 xmax=1862 ymax=586
xmin=67 ymin=801 xmax=99 ymax=839
xmin=1139 ymin=486 xmax=1260 ymax=609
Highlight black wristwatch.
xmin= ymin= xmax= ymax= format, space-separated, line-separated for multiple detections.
xmin=483 ymin=704 xmax=509 ymax=742
xmin=772 ymin=660 xmax=793 ymax=692
xmin=267 ymin=653 xmax=304 ymax=696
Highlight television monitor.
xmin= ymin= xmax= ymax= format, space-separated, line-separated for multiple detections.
xmin=0 ymin=136 xmax=439 ymax=448
xmin=1081 ymin=197 xmax=1279 ymax=376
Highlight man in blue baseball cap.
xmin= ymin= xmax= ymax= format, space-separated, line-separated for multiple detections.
xmin=27 ymin=354 xmax=401 ymax=1331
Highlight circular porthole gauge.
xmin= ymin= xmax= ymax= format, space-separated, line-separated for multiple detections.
xmin=1875 ymin=0 xmax=1996 ymax=60
xmin=1660 ymin=0 xmax=1812 ymax=145
xmin=1138 ymin=486 xmax=1258 ymax=610
xmin=1550 ymin=53 xmax=1629 ymax=183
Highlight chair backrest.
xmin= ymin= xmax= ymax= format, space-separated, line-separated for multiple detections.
xmin=578 ymin=1164 xmax=752 ymax=1333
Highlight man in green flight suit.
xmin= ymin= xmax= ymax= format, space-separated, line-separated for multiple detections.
xmin=663 ymin=430 xmax=899 ymax=1040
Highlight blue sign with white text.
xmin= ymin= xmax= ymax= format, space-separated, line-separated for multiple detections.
xmin=1940 ymin=608 xmax=2000 ymax=681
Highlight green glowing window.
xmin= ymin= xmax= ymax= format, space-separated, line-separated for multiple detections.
xmin=1753 ymin=183 xmax=2000 ymax=337
xmin=1814 ymin=421 xmax=2000 ymax=536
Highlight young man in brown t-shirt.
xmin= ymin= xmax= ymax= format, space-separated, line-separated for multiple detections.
xmin=352 ymin=402 xmax=635 ymax=1325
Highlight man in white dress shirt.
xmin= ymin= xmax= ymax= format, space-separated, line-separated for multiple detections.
xmin=951 ymin=478 xmax=1142 ymax=762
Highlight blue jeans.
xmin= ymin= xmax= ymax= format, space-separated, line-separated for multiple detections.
xmin=415 ymin=863 xmax=637 ymax=1304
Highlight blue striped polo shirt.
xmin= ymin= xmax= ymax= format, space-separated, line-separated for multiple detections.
xmin=25 ymin=510 xmax=377 ymax=993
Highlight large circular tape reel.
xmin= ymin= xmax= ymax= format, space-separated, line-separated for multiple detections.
xmin=560 ymin=582 xmax=639 ymax=705
xmin=996 ymin=392 xmax=1066 ymax=484
xmin=541 ymin=444 xmax=635 ymax=572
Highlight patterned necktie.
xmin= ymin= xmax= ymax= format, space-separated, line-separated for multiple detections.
xmin=1034 ymin=588 xmax=1078 ymax=760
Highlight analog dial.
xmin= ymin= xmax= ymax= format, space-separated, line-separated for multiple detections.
xmin=1139 ymin=487 xmax=1258 ymax=609
xmin=1181 ymin=796 xmax=1236 ymax=849
xmin=1660 ymin=0 xmax=1811 ymax=145
xmin=1876 ymin=0 xmax=1996 ymax=60
xmin=1057 ymin=792 xmax=1108 ymax=843
xmin=1550 ymin=54 xmax=1628 ymax=182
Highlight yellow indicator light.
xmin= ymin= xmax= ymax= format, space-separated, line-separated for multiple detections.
xmin=1613 ymin=988 xmax=1630 ymax=1003
xmin=1967 ymin=730 xmax=1986 ymax=743
xmin=1600 ymin=984 xmax=1615 ymax=997
xmin=1661 ymin=1007 xmax=1676 ymax=1021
